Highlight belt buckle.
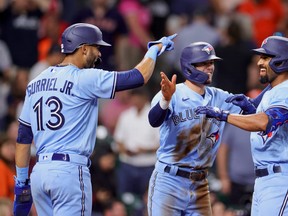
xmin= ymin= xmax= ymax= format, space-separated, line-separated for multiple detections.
xmin=189 ymin=171 xmax=205 ymax=181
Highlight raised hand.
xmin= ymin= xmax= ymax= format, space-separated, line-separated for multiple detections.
xmin=225 ymin=94 xmax=256 ymax=114
xmin=195 ymin=106 xmax=229 ymax=121
xmin=160 ymin=71 xmax=177 ymax=101
xmin=147 ymin=33 xmax=177 ymax=56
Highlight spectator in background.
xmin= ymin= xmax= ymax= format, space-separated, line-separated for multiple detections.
xmin=214 ymin=14 xmax=255 ymax=94
xmin=0 ymin=198 xmax=13 ymax=216
xmin=99 ymin=90 xmax=132 ymax=135
xmin=164 ymin=6 xmax=221 ymax=80
xmin=37 ymin=9 xmax=68 ymax=61
xmin=90 ymin=125 xmax=118 ymax=215
xmin=6 ymin=68 xmax=28 ymax=124
xmin=236 ymin=0 xmax=285 ymax=47
xmin=113 ymin=87 xmax=159 ymax=205
xmin=103 ymin=199 xmax=127 ymax=216
xmin=0 ymin=40 xmax=13 ymax=132
xmin=0 ymin=0 xmax=50 ymax=68
xmin=0 ymin=133 xmax=16 ymax=202
xmin=73 ymin=0 xmax=129 ymax=70
xmin=118 ymin=0 xmax=154 ymax=69
xmin=29 ymin=43 xmax=64 ymax=81
xmin=169 ymin=0 xmax=211 ymax=22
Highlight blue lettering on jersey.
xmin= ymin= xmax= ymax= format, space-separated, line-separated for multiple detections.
xmin=27 ymin=79 xmax=74 ymax=97
xmin=172 ymin=108 xmax=200 ymax=125
xmin=60 ymin=80 xmax=74 ymax=95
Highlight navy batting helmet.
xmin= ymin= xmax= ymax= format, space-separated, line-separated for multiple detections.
xmin=61 ymin=23 xmax=111 ymax=54
xmin=180 ymin=42 xmax=222 ymax=84
xmin=252 ymin=35 xmax=288 ymax=74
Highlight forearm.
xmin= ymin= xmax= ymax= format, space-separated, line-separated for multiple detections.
xmin=15 ymin=143 xmax=31 ymax=168
xmin=227 ymin=112 xmax=269 ymax=132
xmin=135 ymin=44 xmax=161 ymax=84
xmin=148 ymin=99 xmax=169 ymax=127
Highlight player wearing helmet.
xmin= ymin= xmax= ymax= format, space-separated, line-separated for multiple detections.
xmin=196 ymin=35 xmax=288 ymax=216
xmin=146 ymin=41 xmax=264 ymax=215
xmin=13 ymin=23 xmax=176 ymax=216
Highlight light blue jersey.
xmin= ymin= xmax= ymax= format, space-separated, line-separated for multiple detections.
xmin=19 ymin=65 xmax=116 ymax=157
xmin=251 ymin=80 xmax=288 ymax=167
xmin=151 ymin=83 xmax=240 ymax=168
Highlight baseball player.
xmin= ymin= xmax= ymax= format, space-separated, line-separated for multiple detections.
xmin=196 ymin=36 xmax=288 ymax=216
xmin=13 ymin=23 xmax=176 ymax=216
xmin=146 ymin=42 xmax=265 ymax=216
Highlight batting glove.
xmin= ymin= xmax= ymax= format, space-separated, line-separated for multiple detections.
xmin=225 ymin=94 xmax=256 ymax=114
xmin=195 ymin=106 xmax=229 ymax=121
xmin=147 ymin=33 xmax=177 ymax=56
xmin=14 ymin=178 xmax=33 ymax=216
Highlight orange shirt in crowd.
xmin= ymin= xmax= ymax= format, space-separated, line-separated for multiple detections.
xmin=0 ymin=159 xmax=16 ymax=201
xmin=237 ymin=0 xmax=284 ymax=46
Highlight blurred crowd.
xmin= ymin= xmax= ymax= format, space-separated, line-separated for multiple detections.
xmin=1 ymin=0 xmax=288 ymax=215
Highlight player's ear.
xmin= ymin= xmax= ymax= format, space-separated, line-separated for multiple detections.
xmin=81 ymin=45 xmax=88 ymax=55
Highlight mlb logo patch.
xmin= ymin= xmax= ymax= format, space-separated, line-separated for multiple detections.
xmin=201 ymin=45 xmax=213 ymax=54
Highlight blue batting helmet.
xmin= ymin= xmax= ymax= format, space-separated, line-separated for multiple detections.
xmin=180 ymin=42 xmax=222 ymax=84
xmin=252 ymin=35 xmax=288 ymax=74
xmin=61 ymin=23 xmax=111 ymax=54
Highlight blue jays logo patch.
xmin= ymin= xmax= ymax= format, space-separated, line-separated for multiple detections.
xmin=202 ymin=45 xmax=213 ymax=54
xmin=207 ymin=130 xmax=219 ymax=147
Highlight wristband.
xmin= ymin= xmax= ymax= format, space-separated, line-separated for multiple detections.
xmin=144 ymin=45 xmax=159 ymax=61
xmin=16 ymin=166 xmax=29 ymax=182
xmin=159 ymin=97 xmax=170 ymax=110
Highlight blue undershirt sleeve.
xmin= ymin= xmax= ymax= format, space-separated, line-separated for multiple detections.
xmin=115 ymin=68 xmax=144 ymax=91
xmin=148 ymin=102 xmax=169 ymax=127
xmin=17 ymin=122 xmax=33 ymax=144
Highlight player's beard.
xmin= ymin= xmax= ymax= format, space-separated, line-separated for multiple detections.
xmin=85 ymin=54 xmax=97 ymax=68
xmin=259 ymin=72 xmax=276 ymax=84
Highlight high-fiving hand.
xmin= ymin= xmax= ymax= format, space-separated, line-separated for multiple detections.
xmin=225 ymin=94 xmax=256 ymax=114
xmin=195 ymin=106 xmax=229 ymax=121
xmin=160 ymin=72 xmax=177 ymax=101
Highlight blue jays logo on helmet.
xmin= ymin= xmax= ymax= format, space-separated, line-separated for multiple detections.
xmin=201 ymin=45 xmax=213 ymax=55
xmin=180 ymin=42 xmax=222 ymax=84
xmin=252 ymin=35 xmax=288 ymax=74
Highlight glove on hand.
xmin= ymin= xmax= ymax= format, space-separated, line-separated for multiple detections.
xmin=147 ymin=33 xmax=177 ymax=56
xmin=14 ymin=178 xmax=33 ymax=216
xmin=225 ymin=94 xmax=256 ymax=114
xmin=195 ymin=106 xmax=229 ymax=121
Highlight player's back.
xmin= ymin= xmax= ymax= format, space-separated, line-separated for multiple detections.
xmin=19 ymin=65 xmax=116 ymax=157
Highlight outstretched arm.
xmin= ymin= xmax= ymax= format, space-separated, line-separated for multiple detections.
xmin=149 ymin=72 xmax=177 ymax=127
xmin=195 ymin=106 xmax=268 ymax=131
xmin=226 ymin=113 xmax=268 ymax=132
xmin=115 ymin=34 xmax=177 ymax=91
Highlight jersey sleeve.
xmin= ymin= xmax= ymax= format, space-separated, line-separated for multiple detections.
xmin=77 ymin=69 xmax=117 ymax=99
